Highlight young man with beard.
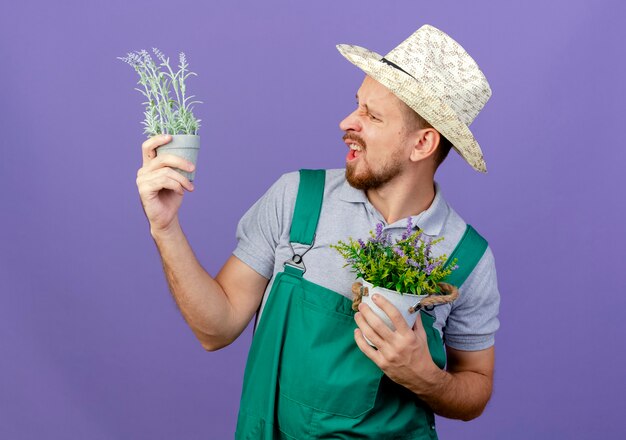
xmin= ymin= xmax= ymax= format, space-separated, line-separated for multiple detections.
xmin=137 ymin=24 xmax=500 ymax=439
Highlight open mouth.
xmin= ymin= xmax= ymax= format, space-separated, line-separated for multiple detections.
xmin=346 ymin=143 xmax=364 ymax=162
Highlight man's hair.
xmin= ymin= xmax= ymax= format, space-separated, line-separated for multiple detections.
xmin=403 ymin=109 xmax=453 ymax=169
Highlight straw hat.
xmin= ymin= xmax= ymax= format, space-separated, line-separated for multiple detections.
xmin=337 ymin=24 xmax=492 ymax=173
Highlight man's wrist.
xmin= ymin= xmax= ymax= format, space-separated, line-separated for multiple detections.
xmin=406 ymin=360 xmax=451 ymax=399
xmin=150 ymin=219 xmax=183 ymax=242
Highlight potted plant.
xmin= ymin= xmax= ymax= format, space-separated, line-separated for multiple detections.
xmin=117 ymin=48 xmax=202 ymax=181
xmin=331 ymin=218 xmax=460 ymax=337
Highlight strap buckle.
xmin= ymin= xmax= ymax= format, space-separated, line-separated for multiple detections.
xmin=283 ymin=234 xmax=316 ymax=274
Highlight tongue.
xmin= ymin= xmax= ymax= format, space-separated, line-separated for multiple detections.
xmin=346 ymin=149 xmax=364 ymax=161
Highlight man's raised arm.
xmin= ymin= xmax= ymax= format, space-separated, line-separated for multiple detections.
xmin=137 ymin=135 xmax=268 ymax=351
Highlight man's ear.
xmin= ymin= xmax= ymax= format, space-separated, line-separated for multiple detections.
xmin=409 ymin=128 xmax=440 ymax=163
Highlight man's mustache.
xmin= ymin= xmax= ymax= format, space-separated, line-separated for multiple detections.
xmin=342 ymin=133 xmax=367 ymax=149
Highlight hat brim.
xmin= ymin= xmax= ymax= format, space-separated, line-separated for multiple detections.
xmin=337 ymin=44 xmax=487 ymax=173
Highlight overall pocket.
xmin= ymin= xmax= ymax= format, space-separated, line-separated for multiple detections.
xmin=277 ymin=280 xmax=383 ymax=418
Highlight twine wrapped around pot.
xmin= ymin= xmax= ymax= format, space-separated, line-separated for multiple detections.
xmin=351 ymin=281 xmax=459 ymax=313
xmin=351 ymin=282 xmax=370 ymax=311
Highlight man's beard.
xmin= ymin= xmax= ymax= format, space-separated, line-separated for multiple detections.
xmin=346 ymin=147 xmax=404 ymax=191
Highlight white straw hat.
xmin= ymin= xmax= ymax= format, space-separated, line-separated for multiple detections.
xmin=337 ymin=24 xmax=492 ymax=173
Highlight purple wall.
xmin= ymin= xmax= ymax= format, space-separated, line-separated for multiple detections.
xmin=1 ymin=1 xmax=625 ymax=438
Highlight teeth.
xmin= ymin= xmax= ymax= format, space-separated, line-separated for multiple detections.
xmin=349 ymin=144 xmax=363 ymax=152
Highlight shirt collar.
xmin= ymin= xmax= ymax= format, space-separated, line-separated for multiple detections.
xmin=339 ymin=176 xmax=449 ymax=236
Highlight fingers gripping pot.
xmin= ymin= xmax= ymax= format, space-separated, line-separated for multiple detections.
xmin=351 ymin=280 xmax=459 ymax=347
xmin=156 ymin=135 xmax=200 ymax=182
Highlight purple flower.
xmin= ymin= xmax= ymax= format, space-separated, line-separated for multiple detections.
xmin=408 ymin=258 xmax=419 ymax=267
xmin=375 ymin=223 xmax=384 ymax=239
xmin=393 ymin=246 xmax=405 ymax=257
xmin=383 ymin=232 xmax=394 ymax=246
xmin=401 ymin=217 xmax=413 ymax=240
xmin=358 ymin=239 xmax=366 ymax=249
xmin=369 ymin=222 xmax=388 ymax=245
xmin=424 ymin=237 xmax=433 ymax=257
xmin=424 ymin=262 xmax=435 ymax=276
xmin=413 ymin=238 xmax=421 ymax=253
xmin=412 ymin=230 xmax=423 ymax=246
xmin=424 ymin=260 xmax=443 ymax=276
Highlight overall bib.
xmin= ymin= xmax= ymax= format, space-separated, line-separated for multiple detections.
xmin=236 ymin=170 xmax=488 ymax=440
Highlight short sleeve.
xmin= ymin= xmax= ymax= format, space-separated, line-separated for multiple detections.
xmin=443 ymin=246 xmax=501 ymax=351
xmin=232 ymin=173 xmax=294 ymax=279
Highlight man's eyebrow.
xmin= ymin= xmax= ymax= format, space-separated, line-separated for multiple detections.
xmin=356 ymin=93 xmax=383 ymax=117
xmin=355 ymin=93 xmax=369 ymax=111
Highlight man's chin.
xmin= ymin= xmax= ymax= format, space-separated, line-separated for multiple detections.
xmin=345 ymin=162 xmax=401 ymax=191
xmin=345 ymin=166 xmax=371 ymax=190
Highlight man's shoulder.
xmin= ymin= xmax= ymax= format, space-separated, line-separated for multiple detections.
xmin=445 ymin=204 xmax=489 ymax=248
xmin=431 ymin=186 xmax=494 ymax=269
xmin=440 ymin=201 xmax=495 ymax=286
xmin=262 ymin=170 xmax=300 ymax=201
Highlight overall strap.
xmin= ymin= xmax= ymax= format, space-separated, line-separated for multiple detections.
xmin=289 ymin=169 xmax=326 ymax=245
xmin=442 ymin=224 xmax=488 ymax=288
xmin=283 ymin=169 xmax=326 ymax=276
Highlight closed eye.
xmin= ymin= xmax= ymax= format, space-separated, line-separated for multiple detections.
xmin=356 ymin=103 xmax=381 ymax=122
xmin=356 ymin=98 xmax=382 ymax=122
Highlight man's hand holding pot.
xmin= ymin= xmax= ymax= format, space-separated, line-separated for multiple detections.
xmin=136 ymin=134 xmax=195 ymax=235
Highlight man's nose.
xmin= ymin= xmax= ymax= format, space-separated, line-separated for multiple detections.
xmin=339 ymin=109 xmax=361 ymax=132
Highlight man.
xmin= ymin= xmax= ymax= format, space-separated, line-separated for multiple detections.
xmin=136 ymin=24 xmax=499 ymax=439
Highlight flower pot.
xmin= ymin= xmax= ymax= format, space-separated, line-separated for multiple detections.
xmin=353 ymin=280 xmax=459 ymax=347
xmin=156 ymin=134 xmax=200 ymax=182
xmin=359 ymin=280 xmax=427 ymax=334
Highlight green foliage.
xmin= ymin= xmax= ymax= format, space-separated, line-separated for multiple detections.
xmin=330 ymin=223 xmax=458 ymax=295
xmin=118 ymin=48 xmax=202 ymax=137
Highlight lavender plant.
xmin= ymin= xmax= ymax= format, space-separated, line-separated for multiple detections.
xmin=330 ymin=218 xmax=459 ymax=295
xmin=117 ymin=48 xmax=202 ymax=136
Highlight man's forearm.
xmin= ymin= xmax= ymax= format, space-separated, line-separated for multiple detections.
xmin=408 ymin=365 xmax=493 ymax=421
xmin=151 ymin=220 xmax=234 ymax=350
xmin=354 ymin=296 xmax=495 ymax=421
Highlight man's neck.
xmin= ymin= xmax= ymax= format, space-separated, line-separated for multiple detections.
xmin=366 ymin=172 xmax=436 ymax=225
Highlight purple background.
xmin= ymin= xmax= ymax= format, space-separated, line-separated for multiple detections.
xmin=1 ymin=0 xmax=625 ymax=438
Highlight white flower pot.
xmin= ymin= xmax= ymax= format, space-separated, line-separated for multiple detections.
xmin=156 ymin=134 xmax=200 ymax=182
xmin=359 ymin=279 xmax=427 ymax=347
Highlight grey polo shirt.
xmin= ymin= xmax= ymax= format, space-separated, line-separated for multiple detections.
xmin=233 ymin=168 xmax=500 ymax=351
